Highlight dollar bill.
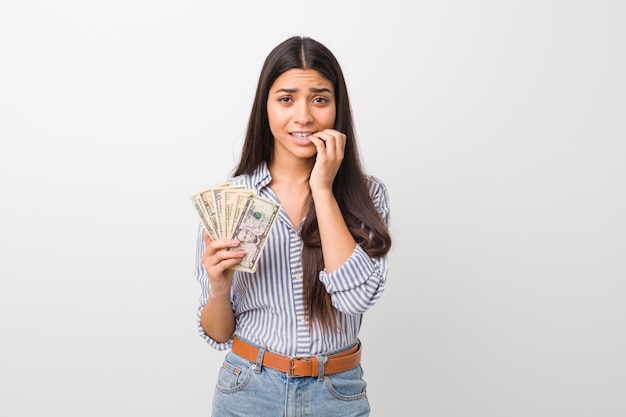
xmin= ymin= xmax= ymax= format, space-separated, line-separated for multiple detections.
xmin=190 ymin=183 xmax=280 ymax=273
xmin=198 ymin=188 xmax=221 ymax=238
xmin=189 ymin=193 xmax=219 ymax=240
xmin=229 ymin=195 xmax=281 ymax=273
xmin=212 ymin=185 xmax=244 ymax=239
xmin=223 ymin=188 xmax=256 ymax=239
xmin=192 ymin=182 xmax=231 ymax=239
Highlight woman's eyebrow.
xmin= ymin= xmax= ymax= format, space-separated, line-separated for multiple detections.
xmin=310 ymin=87 xmax=332 ymax=94
xmin=274 ymin=88 xmax=297 ymax=93
xmin=273 ymin=87 xmax=333 ymax=94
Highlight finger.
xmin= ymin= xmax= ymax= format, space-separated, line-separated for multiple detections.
xmin=313 ymin=134 xmax=339 ymax=159
xmin=217 ymin=256 xmax=246 ymax=271
xmin=308 ymin=135 xmax=328 ymax=154
xmin=204 ymin=237 xmax=241 ymax=255
xmin=334 ymin=135 xmax=345 ymax=155
xmin=209 ymin=249 xmax=246 ymax=271
xmin=322 ymin=129 xmax=345 ymax=154
xmin=202 ymin=230 xmax=212 ymax=246
xmin=203 ymin=246 xmax=245 ymax=272
xmin=319 ymin=130 xmax=346 ymax=153
xmin=212 ymin=244 xmax=243 ymax=262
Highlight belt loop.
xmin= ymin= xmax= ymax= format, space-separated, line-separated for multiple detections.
xmin=316 ymin=355 xmax=327 ymax=381
xmin=254 ymin=345 xmax=266 ymax=374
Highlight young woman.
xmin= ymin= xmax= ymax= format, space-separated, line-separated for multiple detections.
xmin=195 ymin=36 xmax=392 ymax=416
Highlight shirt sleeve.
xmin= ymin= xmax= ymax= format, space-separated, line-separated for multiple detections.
xmin=194 ymin=223 xmax=234 ymax=351
xmin=318 ymin=177 xmax=390 ymax=315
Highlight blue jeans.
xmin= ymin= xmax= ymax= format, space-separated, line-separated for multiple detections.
xmin=211 ymin=348 xmax=370 ymax=416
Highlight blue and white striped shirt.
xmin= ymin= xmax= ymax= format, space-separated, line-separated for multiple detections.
xmin=195 ymin=162 xmax=390 ymax=356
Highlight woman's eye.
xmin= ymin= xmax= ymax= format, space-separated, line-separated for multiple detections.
xmin=313 ymin=97 xmax=329 ymax=104
xmin=278 ymin=97 xmax=292 ymax=103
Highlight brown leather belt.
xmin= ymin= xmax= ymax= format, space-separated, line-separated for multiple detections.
xmin=232 ymin=336 xmax=361 ymax=377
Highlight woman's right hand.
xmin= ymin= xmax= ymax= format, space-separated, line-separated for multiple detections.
xmin=200 ymin=231 xmax=242 ymax=341
xmin=201 ymin=231 xmax=245 ymax=295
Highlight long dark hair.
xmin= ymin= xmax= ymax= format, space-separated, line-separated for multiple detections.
xmin=233 ymin=36 xmax=391 ymax=331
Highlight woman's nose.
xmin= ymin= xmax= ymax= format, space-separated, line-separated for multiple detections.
xmin=294 ymin=101 xmax=313 ymax=125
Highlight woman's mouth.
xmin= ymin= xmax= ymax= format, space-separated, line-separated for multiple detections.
xmin=290 ymin=132 xmax=313 ymax=144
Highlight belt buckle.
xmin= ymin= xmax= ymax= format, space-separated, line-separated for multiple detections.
xmin=288 ymin=357 xmax=305 ymax=377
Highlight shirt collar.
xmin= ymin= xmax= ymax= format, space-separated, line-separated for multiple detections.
xmin=250 ymin=161 xmax=272 ymax=190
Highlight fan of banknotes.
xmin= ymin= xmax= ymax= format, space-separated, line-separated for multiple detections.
xmin=190 ymin=183 xmax=281 ymax=273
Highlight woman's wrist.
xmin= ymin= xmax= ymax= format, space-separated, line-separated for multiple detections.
xmin=208 ymin=288 xmax=231 ymax=302
xmin=310 ymin=186 xmax=334 ymax=202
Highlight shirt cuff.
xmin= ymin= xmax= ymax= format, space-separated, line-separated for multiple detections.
xmin=318 ymin=244 xmax=377 ymax=293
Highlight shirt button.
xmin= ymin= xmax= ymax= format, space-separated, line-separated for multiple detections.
xmin=293 ymin=273 xmax=302 ymax=280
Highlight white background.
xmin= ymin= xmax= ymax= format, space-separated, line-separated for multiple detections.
xmin=1 ymin=1 xmax=625 ymax=416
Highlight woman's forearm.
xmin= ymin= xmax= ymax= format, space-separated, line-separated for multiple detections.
xmin=200 ymin=291 xmax=236 ymax=343
xmin=312 ymin=188 xmax=356 ymax=272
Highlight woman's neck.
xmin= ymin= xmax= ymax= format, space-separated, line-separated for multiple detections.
xmin=267 ymin=158 xmax=313 ymax=226
xmin=268 ymin=158 xmax=313 ymax=186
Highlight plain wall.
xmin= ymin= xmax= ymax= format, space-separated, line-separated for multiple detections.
xmin=1 ymin=1 xmax=624 ymax=416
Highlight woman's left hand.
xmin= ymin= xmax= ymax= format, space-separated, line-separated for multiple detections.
xmin=308 ymin=128 xmax=346 ymax=192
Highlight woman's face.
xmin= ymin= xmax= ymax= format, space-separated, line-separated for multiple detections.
xmin=266 ymin=68 xmax=336 ymax=163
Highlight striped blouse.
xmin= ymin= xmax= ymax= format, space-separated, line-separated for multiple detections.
xmin=195 ymin=162 xmax=390 ymax=356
